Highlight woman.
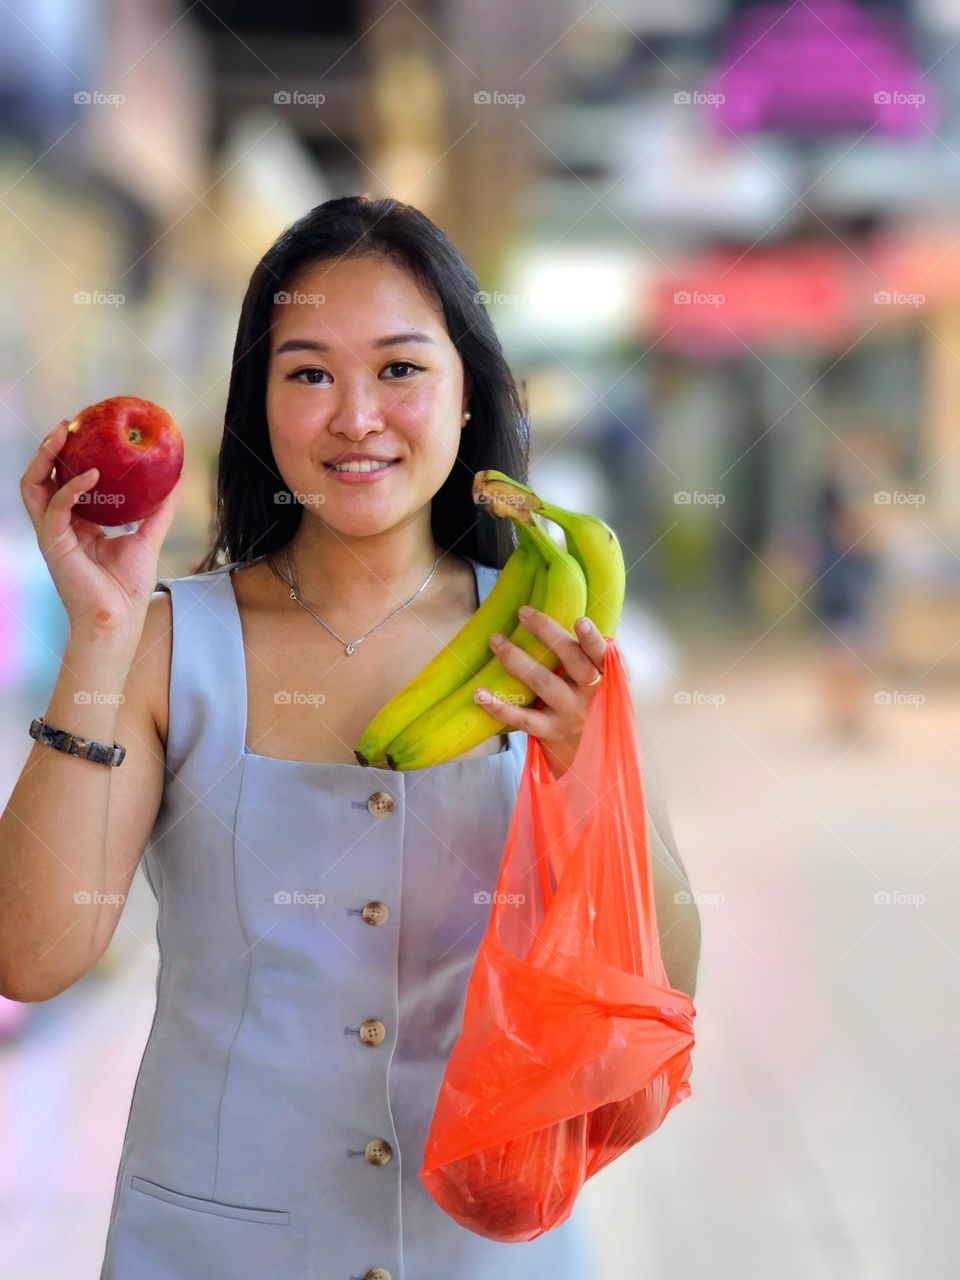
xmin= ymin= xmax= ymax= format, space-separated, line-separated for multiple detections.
xmin=9 ymin=196 xmax=700 ymax=1278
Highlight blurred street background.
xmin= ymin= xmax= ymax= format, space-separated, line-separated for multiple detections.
xmin=1 ymin=1 xmax=959 ymax=1277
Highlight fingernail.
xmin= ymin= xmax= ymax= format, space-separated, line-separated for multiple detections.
xmin=474 ymin=687 xmax=490 ymax=702
xmin=576 ymin=617 xmax=592 ymax=633
xmin=519 ymin=605 xmax=533 ymax=619
xmin=83 ymin=467 xmax=98 ymax=479
xmin=490 ymin=632 xmax=504 ymax=646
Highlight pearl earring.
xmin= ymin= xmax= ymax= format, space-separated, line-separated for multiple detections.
xmin=463 ymin=411 xmax=472 ymax=421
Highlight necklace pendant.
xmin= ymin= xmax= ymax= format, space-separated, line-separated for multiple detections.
xmin=344 ymin=642 xmax=356 ymax=656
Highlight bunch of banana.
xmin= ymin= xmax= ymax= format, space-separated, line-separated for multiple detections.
xmin=473 ymin=469 xmax=626 ymax=638
xmin=352 ymin=470 xmax=625 ymax=771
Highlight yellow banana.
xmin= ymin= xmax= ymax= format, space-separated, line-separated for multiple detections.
xmin=354 ymin=521 xmax=541 ymax=767
xmin=383 ymin=514 xmax=587 ymax=771
xmin=474 ymin=469 xmax=626 ymax=638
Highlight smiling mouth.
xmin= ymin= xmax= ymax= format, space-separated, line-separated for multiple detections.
xmin=324 ymin=459 xmax=400 ymax=474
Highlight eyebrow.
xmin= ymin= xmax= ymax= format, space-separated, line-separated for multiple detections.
xmin=273 ymin=331 xmax=438 ymax=356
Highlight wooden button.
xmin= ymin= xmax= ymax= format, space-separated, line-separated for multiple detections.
xmin=359 ymin=1018 xmax=387 ymax=1046
xmin=366 ymin=790 xmax=395 ymax=818
xmin=361 ymin=901 xmax=389 ymax=926
xmin=364 ymin=1138 xmax=393 ymax=1166
xmin=365 ymin=1269 xmax=392 ymax=1280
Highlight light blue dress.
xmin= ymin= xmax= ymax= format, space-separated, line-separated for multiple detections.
xmin=99 ymin=555 xmax=598 ymax=1280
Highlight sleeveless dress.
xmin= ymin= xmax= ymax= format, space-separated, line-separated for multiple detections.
xmin=98 ymin=555 xmax=598 ymax=1280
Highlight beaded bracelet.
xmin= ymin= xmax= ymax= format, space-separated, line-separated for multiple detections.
xmin=29 ymin=716 xmax=126 ymax=767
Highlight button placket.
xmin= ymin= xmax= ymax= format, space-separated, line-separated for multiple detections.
xmin=345 ymin=790 xmax=400 ymax=1280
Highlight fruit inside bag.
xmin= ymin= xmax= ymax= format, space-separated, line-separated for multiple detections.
xmin=419 ymin=639 xmax=696 ymax=1242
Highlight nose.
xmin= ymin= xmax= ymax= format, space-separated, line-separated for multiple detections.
xmin=328 ymin=380 xmax=385 ymax=439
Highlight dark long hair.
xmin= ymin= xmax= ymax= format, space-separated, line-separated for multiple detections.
xmin=193 ymin=195 xmax=529 ymax=574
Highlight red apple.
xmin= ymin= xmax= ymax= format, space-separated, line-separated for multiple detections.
xmin=55 ymin=395 xmax=184 ymax=527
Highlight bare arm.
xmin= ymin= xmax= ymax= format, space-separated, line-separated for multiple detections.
xmin=0 ymin=595 xmax=170 ymax=1000
xmin=641 ymin=749 xmax=702 ymax=1000
xmin=2 ymin=416 xmax=181 ymax=1000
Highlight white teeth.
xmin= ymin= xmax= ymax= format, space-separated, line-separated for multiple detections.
xmin=330 ymin=459 xmax=394 ymax=473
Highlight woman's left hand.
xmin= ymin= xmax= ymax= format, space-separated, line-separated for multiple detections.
xmin=474 ymin=605 xmax=607 ymax=779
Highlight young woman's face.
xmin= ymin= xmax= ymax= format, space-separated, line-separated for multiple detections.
xmin=265 ymin=253 xmax=469 ymax=540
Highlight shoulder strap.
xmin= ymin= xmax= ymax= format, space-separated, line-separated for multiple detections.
xmin=154 ymin=564 xmax=247 ymax=777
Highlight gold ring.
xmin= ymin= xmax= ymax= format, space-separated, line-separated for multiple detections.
xmin=578 ymin=669 xmax=602 ymax=688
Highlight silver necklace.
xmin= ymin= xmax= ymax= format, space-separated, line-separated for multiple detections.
xmin=267 ymin=544 xmax=441 ymax=656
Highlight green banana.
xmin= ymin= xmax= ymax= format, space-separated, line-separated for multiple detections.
xmin=474 ymin=470 xmax=626 ymax=638
xmin=354 ymin=521 xmax=541 ymax=767
xmin=383 ymin=514 xmax=587 ymax=771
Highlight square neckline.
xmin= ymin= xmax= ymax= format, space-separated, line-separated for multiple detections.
xmin=224 ymin=553 xmax=515 ymax=773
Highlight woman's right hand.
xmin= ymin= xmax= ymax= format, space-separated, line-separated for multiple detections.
xmin=20 ymin=418 xmax=184 ymax=642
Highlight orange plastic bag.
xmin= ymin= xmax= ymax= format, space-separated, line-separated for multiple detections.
xmin=419 ymin=638 xmax=696 ymax=1242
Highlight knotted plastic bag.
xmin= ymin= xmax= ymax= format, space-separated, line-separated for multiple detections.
xmin=419 ymin=638 xmax=696 ymax=1242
